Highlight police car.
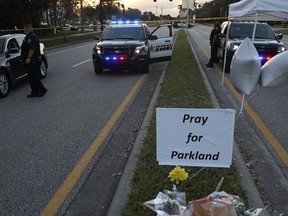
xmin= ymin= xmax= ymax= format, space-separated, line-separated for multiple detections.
xmin=218 ymin=21 xmax=286 ymax=73
xmin=92 ymin=21 xmax=173 ymax=74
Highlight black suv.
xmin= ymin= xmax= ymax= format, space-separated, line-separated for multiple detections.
xmin=217 ymin=21 xmax=286 ymax=73
xmin=92 ymin=22 xmax=173 ymax=74
xmin=0 ymin=34 xmax=48 ymax=98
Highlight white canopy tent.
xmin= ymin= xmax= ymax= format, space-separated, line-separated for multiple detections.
xmin=228 ymin=0 xmax=288 ymax=21
xmin=223 ymin=0 xmax=288 ymax=113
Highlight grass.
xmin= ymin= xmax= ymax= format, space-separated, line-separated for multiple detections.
xmin=39 ymin=31 xmax=102 ymax=48
xmin=121 ymin=30 xmax=247 ymax=216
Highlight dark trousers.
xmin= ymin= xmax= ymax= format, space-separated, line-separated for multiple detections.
xmin=208 ymin=46 xmax=219 ymax=65
xmin=26 ymin=62 xmax=47 ymax=94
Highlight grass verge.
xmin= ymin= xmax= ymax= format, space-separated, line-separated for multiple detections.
xmin=39 ymin=31 xmax=102 ymax=48
xmin=121 ymin=30 xmax=247 ymax=216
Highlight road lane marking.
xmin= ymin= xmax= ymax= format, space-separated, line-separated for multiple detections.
xmin=189 ymin=32 xmax=288 ymax=167
xmin=47 ymin=44 xmax=93 ymax=56
xmin=72 ymin=59 xmax=91 ymax=67
xmin=40 ymin=74 xmax=147 ymax=216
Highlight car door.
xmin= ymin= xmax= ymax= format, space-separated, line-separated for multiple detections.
xmin=217 ymin=21 xmax=229 ymax=61
xmin=5 ymin=37 xmax=26 ymax=82
xmin=148 ymin=24 xmax=173 ymax=62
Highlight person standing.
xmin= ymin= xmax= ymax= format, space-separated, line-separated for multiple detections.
xmin=21 ymin=23 xmax=47 ymax=98
xmin=206 ymin=21 xmax=221 ymax=68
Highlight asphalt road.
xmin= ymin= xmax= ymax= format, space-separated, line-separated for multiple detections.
xmin=188 ymin=24 xmax=288 ymax=215
xmin=0 ymin=40 xmax=165 ymax=215
xmin=1 ymin=25 xmax=288 ymax=216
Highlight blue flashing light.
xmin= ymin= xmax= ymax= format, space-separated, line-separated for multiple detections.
xmin=259 ymin=55 xmax=272 ymax=61
xmin=104 ymin=56 xmax=126 ymax=61
xmin=111 ymin=20 xmax=140 ymax=25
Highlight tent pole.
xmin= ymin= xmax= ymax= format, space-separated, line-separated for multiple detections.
xmin=252 ymin=13 xmax=258 ymax=42
xmin=239 ymin=94 xmax=245 ymax=114
xmin=221 ymin=21 xmax=231 ymax=85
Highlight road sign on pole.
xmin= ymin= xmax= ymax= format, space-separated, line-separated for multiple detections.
xmin=182 ymin=0 xmax=195 ymax=9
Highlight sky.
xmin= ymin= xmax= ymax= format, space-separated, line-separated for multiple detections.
xmin=121 ymin=0 xmax=210 ymax=17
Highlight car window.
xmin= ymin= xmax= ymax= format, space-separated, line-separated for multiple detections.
xmin=255 ymin=25 xmax=275 ymax=39
xmin=16 ymin=36 xmax=25 ymax=47
xmin=144 ymin=26 xmax=151 ymax=37
xmin=102 ymin=27 xmax=144 ymax=40
xmin=229 ymin=23 xmax=276 ymax=40
xmin=7 ymin=38 xmax=20 ymax=50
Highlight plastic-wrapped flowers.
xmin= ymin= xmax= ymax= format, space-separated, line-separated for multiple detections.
xmin=143 ymin=166 xmax=267 ymax=216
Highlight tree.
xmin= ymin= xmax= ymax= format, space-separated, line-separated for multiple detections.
xmin=125 ymin=8 xmax=142 ymax=20
xmin=193 ymin=0 xmax=239 ymax=20
xmin=0 ymin=0 xmax=49 ymax=29
xmin=82 ymin=6 xmax=97 ymax=22
xmin=142 ymin=11 xmax=157 ymax=21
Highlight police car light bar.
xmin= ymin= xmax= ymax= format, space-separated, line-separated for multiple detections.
xmin=111 ymin=20 xmax=140 ymax=24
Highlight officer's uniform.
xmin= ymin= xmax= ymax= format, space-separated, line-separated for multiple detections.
xmin=21 ymin=32 xmax=47 ymax=97
xmin=206 ymin=24 xmax=220 ymax=67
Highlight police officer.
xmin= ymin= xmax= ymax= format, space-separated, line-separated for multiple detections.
xmin=206 ymin=21 xmax=221 ymax=68
xmin=21 ymin=24 xmax=47 ymax=98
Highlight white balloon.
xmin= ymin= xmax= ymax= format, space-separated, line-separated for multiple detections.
xmin=230 ymin=37 xmax=261 ymax=95
xmin=261 ymin=51 xmax=288 ymax=88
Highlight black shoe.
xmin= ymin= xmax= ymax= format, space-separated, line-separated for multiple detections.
xmin=38 ymin=89 xmax=48 ymax=97
xmin=206 ymin=64 xmax=214 ymax=68
xmin=27 ymin=93 xmax=40 ymax=98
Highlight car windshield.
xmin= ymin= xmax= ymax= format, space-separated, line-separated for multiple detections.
xmin=229 ymin=23 xmax=276 ymax=40
xmin=0 ymin=38 xmax=5 ymax=54
xmin=102 ymin=26 xmax=144 ymax=40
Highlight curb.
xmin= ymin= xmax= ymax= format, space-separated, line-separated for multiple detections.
xmin=106 ymin=62 xmax=168 ymax=216
xmin=107 ymin=30 xmax=269 ymax=216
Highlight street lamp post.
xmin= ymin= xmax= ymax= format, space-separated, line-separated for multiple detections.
xmin=99 ymin=0 xmax=104 ymax=30
xmin=121 ymin=4 xmax=125 ymax=20
xmin=81 ymin=0 xmax=84 ymax=31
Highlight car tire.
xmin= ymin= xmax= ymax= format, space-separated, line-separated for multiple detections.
xmin=39 ymin=56 xmax=48 ymax=79
xmin=224 ymin=55 xmax=232 ymax=73
xmin=225 ymin=61 xmax=230 ymax=73
xmin=0 ymin=70 xmax=10 ymax=98
xmin=94 ymin=65 xmax=103 ymax=74
xmin=142 ymin=61 xmax=150 ymax=73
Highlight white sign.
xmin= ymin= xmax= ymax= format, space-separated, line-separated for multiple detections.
xmin=182 ymin=0 xmax=195 ymax=9
xmin=156 ymin=108 xmax=235 ymax=168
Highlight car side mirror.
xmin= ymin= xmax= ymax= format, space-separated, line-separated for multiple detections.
xmin=94 ymin=36 xmax=100 ymax=40
xmin=149 ymin=35 xmax=158 ymax=40
xmin=277 ymin=33 xmax=283 ymax=40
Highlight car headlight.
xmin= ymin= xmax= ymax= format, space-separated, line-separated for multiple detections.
xmin=277 ymin=45 xmax=286 ymax=53
xmin=94 ymin=45 xmax=102 ymax=55
xmin=134 ymin=45 xmax=145 ymax=54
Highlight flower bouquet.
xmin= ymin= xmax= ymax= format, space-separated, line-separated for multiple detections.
xmin=193 ymin=191 xmax=267 ymax=216
xmin=143 ymin=166 xmax=191 ymax=216
xmin=143 ymin=166 xmax=267 ymax=216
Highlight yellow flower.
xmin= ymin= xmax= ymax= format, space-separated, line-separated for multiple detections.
xmin=168 ymin=166 xmax=188 ymax=184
